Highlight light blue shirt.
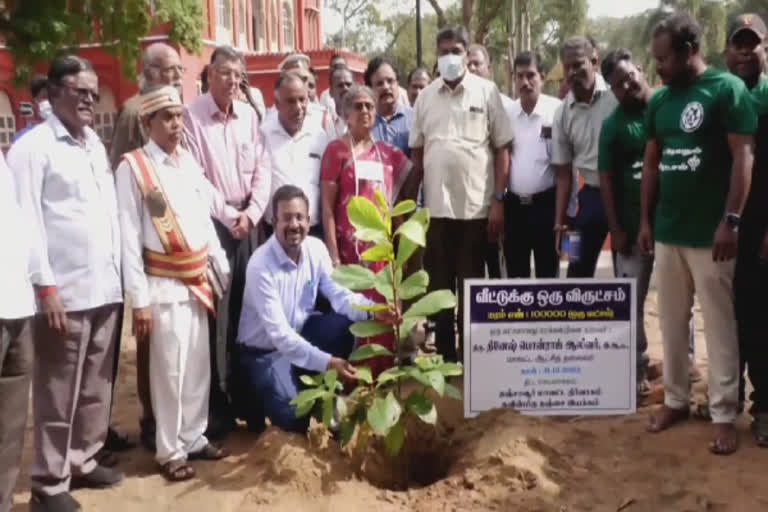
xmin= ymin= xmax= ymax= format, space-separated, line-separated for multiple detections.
xmin=238 ymin=235 xmax=370 ymax=371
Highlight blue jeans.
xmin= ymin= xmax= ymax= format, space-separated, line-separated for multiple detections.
xmin=236 ymin=313 xmax=354 ymax=433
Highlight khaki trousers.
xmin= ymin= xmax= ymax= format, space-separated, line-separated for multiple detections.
xmin=31 ymin=304 xmax=120 ymax=495
xmin=655 ymin=243 xmax=739 ymax=423
xmin=0 ymin=317 xmax=33 ymax=512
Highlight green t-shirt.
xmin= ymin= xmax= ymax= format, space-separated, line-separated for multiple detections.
xmin=598 ymin=106 xmax=646 ymax=240
xmin=646 ymin=67 xmax=757 ymax=247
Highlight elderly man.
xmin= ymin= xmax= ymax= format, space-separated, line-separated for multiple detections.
xmin=262 ymin=73 xmax=329 ymax=240
xmin=326 ymin=65 xmax=354 ymax=139
xmin=9 ymin=55 xmax=124 ymax=512
xmin=116 ymin=86 xmax=230 ymax=482
xmin=0 ymin=152 xmax=37 ymax=512
xmin=365 ymin=56 xmax=412 ymax=156
xmin=109 ymin=43 xmax=183 ymax=170
xmin=320 ymin=53 xmax=348 ymax=111
xmin=406 ymin=26 xmax=513 ymax=362
xmin=407 ymin=67 xmax=431 ymax=106
xmin=237 ymin=185 xmax=397 ymax=432
xmin=184 ymin=45 xmax=271 ymax=439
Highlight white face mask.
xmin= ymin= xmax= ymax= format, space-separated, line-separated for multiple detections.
xmin=437 ymin=54 xmax=465 ymax=81
xmin=37 ymin=99 xmax=52 ymax=120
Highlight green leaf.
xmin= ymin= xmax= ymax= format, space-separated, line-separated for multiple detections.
xmin=376 ymin=367 xmax=407 ymax=385
xmin=415 ymin=355 xmax=443 ymax=371
xmin=348 ymin=196 xmax=388 ymax=233
xmin=391 ymin=200 xmax=417 ymax=217
xmin=294 ymin=399 xmax=315 ymax=418
xmin=374 ymin=189 xmax=389 ymax=213
xmin=399 ymin=315 xmax=424 ymax=340
xmin=395 ymin=235 xmax=418 ymax=271
xmin=355 ymin=227 xmax=389 ymax=244
xmin=324 ymin=370 xmax=338 ymax=392
xmin=340 ymin=417 xmax=357 ymax=447
xmin=366 ymin=391 xmax=402 ymax=436
xmin=290 ymin=387 xmax=326 ymax=407
xmin=356 ymin=365 xmax=373 ymax=385
xmin=348 ymin=343 xmax=394 ymax=361
xmin=349 ymin=321 xmax=392 ymax=338
xmin=360 ymin=240 xmax=394 ymax=262
xmin=405 ymin=366 xmax=432 ymax=387
xmin=299 ymin=374 xmax=318 ymax=387
xmin=322 ymin=395 xmax=334 ymax=427
xmin=398 ymin=270 xmax=429 ymax=300
xmin=384 ymin=421 xmax=405 ymax=456
xmin=332 ymin=265 xmax=375 ymax=291
xmin=372 ymin=265 xmax=400 ymax=302
xmin=395 ymin=219 xmax=427 ymax=247
xmin=444 ymin=383 xmax=463 ymax=400
xmin=404 ymin=290 xmax=457 ymax=318
xmin=425 ymin=370 xmax=446 ymax=396
xmin=405 ymin=393 xmax=437 ymax=425
xmin=437 ymin=362 xmax=464 ymax=377
xmin=352 ymin=303 xmax=391 ymax=313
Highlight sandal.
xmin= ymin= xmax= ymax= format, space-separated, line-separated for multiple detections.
xmin=161 ymin=459 xmax=195 ymax=482
xmin=751 ymin=416 xmax=768 ymax=447
xmin=188 ymin=443 xmax=228 ymax=461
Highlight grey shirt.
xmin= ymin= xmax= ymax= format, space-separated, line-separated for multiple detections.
xmin=551 ymin=74 xmax=618 ymax=187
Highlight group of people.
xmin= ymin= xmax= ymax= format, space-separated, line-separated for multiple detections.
xmin=1 ymin=9 xmax=768 ymax=512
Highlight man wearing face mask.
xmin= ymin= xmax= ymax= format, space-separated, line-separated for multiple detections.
xmin=552 ymin=36 xmax=618 ymax=278
xmin=406 ymin=26 xmax=513 ymax=362
xmin=597 ymin=49 xmax=655 ymax=398
xmin=235 ymin=185 xmax=398 ymax=433
xmin=12 ymin=76 xmax=50 ymax=144
xmin=724 ymin=13 xmax=768 ymax=447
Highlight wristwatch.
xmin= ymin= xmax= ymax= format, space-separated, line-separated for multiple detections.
xmin=724 ymin=212 xmax=740 ymax=232
xmin=493 ymin=192 xmax=505 ymax=202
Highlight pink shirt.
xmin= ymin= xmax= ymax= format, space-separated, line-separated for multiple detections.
xmin=183 ymin=93 xmax=271 ymax=226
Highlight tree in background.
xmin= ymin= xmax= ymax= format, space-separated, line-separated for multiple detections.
xmin=0 ymin=0 xmax=203 ymax=84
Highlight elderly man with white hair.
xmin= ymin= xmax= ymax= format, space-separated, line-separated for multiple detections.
xmin=116 ymin=86 xmax=230 ymax=482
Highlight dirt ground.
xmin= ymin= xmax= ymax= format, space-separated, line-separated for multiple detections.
xmin=11 ymin=290 xmax=768 ymax=512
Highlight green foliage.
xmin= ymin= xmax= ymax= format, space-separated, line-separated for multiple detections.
xmin=0 ymin=0 xmax=203 ymax=85
xmin=294 ymin=197 xmax=462 ymax=459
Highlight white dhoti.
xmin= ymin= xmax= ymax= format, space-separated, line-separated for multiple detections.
xmin=149 ymin=300 xmax=211 ymax=465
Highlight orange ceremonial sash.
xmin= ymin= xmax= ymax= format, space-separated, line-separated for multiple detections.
xmin=122 ymin=149 xmax=215 ymax=314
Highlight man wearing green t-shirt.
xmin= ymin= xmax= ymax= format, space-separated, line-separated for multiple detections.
xmin=725 ymin=13 xmax=768 ymax=447
xmin=639 ymin=13 xmax=756 ymax=455
xmin=597 ymin=49 xmax=654 ymax=395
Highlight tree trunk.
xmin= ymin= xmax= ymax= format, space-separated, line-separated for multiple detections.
xmin=462 ymin=0 xmax=474 ymax=39
xmin=425 ymin=0 xmax=447 ymax=28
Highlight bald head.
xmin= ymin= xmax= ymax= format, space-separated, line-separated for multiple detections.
xmin=142 ymin=43 xmax=183 ymax=96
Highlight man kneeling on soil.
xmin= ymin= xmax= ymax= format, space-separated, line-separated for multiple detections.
xmin=116 ymin=86 xmax=230 ymax=482
xmin=236 ymin=185 xmax=399 ymax=433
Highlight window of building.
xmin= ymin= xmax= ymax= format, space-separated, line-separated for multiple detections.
xmin=251 ymin=0 xmax=264 ymax=51
xmin=93 ymin=87 xmax=117 ymax=144
xmin=269 ymin=0 xmax=279 ymax=51
xmin=237 ymin=0 xmax=248 ymax=49
xmin=282 ymin=0 xmax=294 ymax=51
xmin=0 ymin=91 xmax=15 ymax=150
xmin=216 ymin=0 xmax=233 ymax=45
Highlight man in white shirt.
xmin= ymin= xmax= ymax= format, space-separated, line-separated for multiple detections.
xmin=504 ymin=51 xmax=563 ymax=278
xmin=8 ymin=55 xmax=124 ymax=512
xmin=0 ymin=152 xmax=37 ymax=512
xmin=236 ymin=185 xmax=396 ymax=433
xmin=326 ymin=66 xmax=353 ymax=140
xmin=262 ymin=73 xmax=329 ymax=240
xmin=116 ymin=86 xmax=230 ymax=482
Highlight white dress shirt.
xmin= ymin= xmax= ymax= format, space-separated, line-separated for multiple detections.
xmin=8 ymin=115 xmax=122 ymax=312
xmin=506 ymin=93 xmax=562 ymax=196
xmin=238 ymin=235 xmax=370 ymax=372
xmin=0 ymin=152 xmax=36 ymax=319
xmin=261 ymin=115 xmax=330 ymax=226
xmin=116 ymin=140 xmax=230 ymax=309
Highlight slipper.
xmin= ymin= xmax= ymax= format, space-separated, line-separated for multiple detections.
xmin=161 ymin=459 xmax=195 ymax=482
xmin=751 ymin=416 xmax=768 ymax=448
xmin=188 ymin=443 xmax=228 ymax=460
xmin=709 ymin=424 xmax=739 ymax=456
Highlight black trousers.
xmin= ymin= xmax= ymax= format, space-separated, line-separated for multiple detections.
xmin=734 ymin=221 xmax=768 ymax=416
xmin=424 ymin=218 xmax=487 ymax=362
xmin=503 ymin=188 xmax=560 ymax=278
xmin=566 ymin=185 xmax=609 ymax=278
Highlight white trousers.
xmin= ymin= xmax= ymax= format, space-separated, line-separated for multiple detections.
xmin=655 ymin=243 xmax=739 ymax=423
xmin=149 ymin=300 xmax=210 ymax=465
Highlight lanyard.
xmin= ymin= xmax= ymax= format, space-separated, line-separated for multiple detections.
xmin=347 ymin=135 xmax=385 ymax=259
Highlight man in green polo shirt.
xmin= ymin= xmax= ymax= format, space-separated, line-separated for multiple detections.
xmin=725 ymin=13 xmax=768 ymax=447
xmin=638 ymin=12 xmax=756 ymax=455
xmin=597 ymin=48 xmax=653 ymax=397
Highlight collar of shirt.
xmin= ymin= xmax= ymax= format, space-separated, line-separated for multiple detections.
xmin=437 ymin=72 xmax=478 ymax=95
xmin=201 ymin=92 xmax=244 ymax=121
xmin=49 ymin=113 xmax=101 ymax=149
xmin=567 ymin=74 xmax=609 ymax=108
xmin=268 ymin=234 xmax=305 ymax=270
xmin=375 ymin=103 xmax=410 ymax=124
xmin=143 ymin=139 xmax=182 ymax=167
xmin=263 ymin=112 xmax=314 ymax=143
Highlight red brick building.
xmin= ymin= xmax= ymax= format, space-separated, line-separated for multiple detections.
xmin=0 ymin=0 xmax=365 ymax=150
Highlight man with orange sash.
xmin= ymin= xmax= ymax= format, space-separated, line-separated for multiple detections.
xmin=116 ymin=86 xmax=230 ymax=482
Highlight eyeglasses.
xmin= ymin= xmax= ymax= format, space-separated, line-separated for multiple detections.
xmin=353 ymin=101 xmax=375 ymax=112
xmin=63 ymin=84 xmax=100 ymax=103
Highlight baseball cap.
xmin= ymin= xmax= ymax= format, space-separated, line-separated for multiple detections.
xmin=728 ymin=13 xmax=767 ymax=43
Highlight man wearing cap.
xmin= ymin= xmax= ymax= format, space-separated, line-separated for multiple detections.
xmin=116 ymin=85 xmax=230 ymax=481
xmin=184 ymin=45 xmax=272 ymax=439
xmin=725 ymin=13 xmax=768 ymax=446
xmin=639 ymin=13 xmax=756 ymax=455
